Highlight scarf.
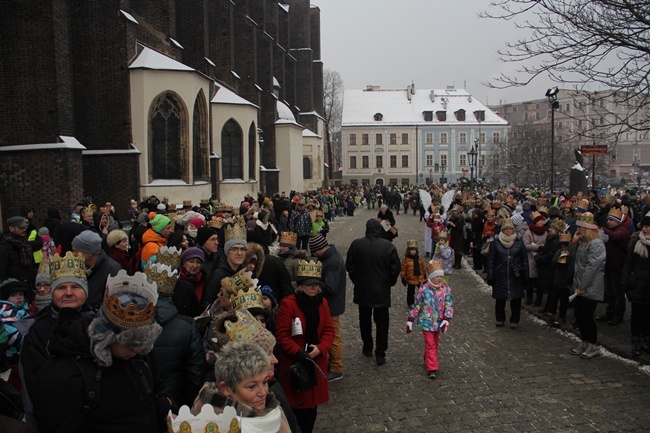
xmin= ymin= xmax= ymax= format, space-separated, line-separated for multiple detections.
xmin=4 ymin=233 xmax=33 ymax=266
xmin=634 ymin=231 xmax=650 ymax=258
xmin=406 ymin=253 xmax=420 ymax=276
xmin=529 ymin=223 xmax=547 ymax=236
xmin=295 ymin=291 xmax=322 ymax=345
xmin=498 ymin=231 xmax=517 ymax=249
xmin=256 ymin=219 xmax=269 ymax=230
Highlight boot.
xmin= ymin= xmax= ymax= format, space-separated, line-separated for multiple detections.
xmin=631 ymin=336 xmax=642 ymax=358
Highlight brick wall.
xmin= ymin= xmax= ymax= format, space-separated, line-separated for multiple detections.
xmin=82 ymin=154 xmax=140 ymax=219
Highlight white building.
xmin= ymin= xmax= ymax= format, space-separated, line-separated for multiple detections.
xmin=341 ymin=85 xmax=508 ymax=186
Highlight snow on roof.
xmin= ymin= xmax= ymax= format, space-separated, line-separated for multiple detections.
xmin=277 ymin=101 xmax=296 ymax=122
xmin=273 ymin=77 xmax=280 ymax=88
xmin=169 ymin=38 xmax=184 ymax=49
xmin=278 ymin=3 xmax=289 ymax=13
xmin=0 ymin=135 xmax=86 ymax=152
xmin=302 ymin=129 xmax=321 ymax=138
xmin=342 ymin=87 xmax=507 ymax=126
xmin=129 ymin=46 xmax=194 ymax=72
xmin=120 ymin=10 xmax=139 ymax=25
xmin=211 ymin=83 xmax=259 ymax=108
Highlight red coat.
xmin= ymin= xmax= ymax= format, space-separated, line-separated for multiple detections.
xmin=276 ymin=294 xmax=335 ymax=409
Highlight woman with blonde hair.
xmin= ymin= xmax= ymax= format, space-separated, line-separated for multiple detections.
xmin=570 ymin=212 xmax=606 ymax=359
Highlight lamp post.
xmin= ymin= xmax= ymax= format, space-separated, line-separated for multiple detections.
xmin=468 ymin=144 xmax=478 ymax=191
xmin=441 ymin=163 xmax=447 ymax=184
xmin=434 ymin=162 xmax=439 ymax=183
xmin=473 ymin=110 xmax=485 ymax=177
xmin=546 ymin=87 xmax=560 ymax=192
xmin=428 ymin=168 xmax=433 ymax=185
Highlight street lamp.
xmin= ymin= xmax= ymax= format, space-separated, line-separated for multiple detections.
xmin=440 ymin=163 xmax=447 ymax=184
xmin=429 ymin=168 xmax=433 ymax=185
xmin=468 ymin=144 xmax=478 ymax=190
xmin=546 ymin=87 xmax=560 ymax=192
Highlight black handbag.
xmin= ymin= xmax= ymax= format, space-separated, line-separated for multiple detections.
xmin=289 ymin=356 xmax=318 ymax=393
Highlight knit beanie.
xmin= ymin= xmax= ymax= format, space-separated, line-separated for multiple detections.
xmin=150 ymin=214 xmax=171 ymax=233
xmin=137 ymin=212 xmax=149 ymax=224
xmin=308 ymin=235 xmax=328 ymax=252
xmin=72 ymin=231 xmax=103 ymax=255
xmin=224 ymin=238 xmax=247 ymax=253
xmin=260 ymin=285 xmax=276 ymax=305
xmin=511 ymin=213 xmax=524 ymax=226
xmin=0 ymin=279 xmax=28 ymax=301
xmin=190 ymin=217 xmax=204 ymax=229
xmin=196 ymin=227 xmax=218 ymax=247
xmin=181 ymin=247 xmax=205 ymax=264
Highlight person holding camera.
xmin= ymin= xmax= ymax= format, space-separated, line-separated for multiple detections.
xmin=486 ymin=218 xmax=529 ymax=329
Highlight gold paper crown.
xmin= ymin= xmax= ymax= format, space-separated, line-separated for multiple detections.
xmin=37 ymin=258 xmax=51 ymax=275
xmin=407 ymin=239 xmax=418 ymax=248
xmin=168 ymin=404 xmax=240 ymax=433
xmin=50 ymin=252 xmax=87 ymax=283
xmin=200 ymin=198 xmax=210 ymax=205
xmin=486 ymin=209 xmax=496 ymax=217
xmin=608 ymin=207 xmax=623 ymax=221
xmin=223 ymin=309 xmax=266 ymax=346
xmin=530 ymin=211 xmax=542 ymax=221
xmin=103 ymin=270 xmax=158 ymax=329
xmin=491 ymin=200 xmax=502 ymax=209
xmin=621 ymin=205 xmax=629 ymax=218
xmin=578 ymin=213 xmax=595 ymax=225
xmin=183 ymin=200 xmax=192 ymax=207
xmin=214 ymin=202 xmax=234 ymax=213
xmin=538 ymin=206 xmax=549 ymax=214
xmin=144 ymin=262 xmax=179 ymax=295
xmin=280 ymin=232 xmax=298 ymax=245
xmin=559 ymin=232 xmax=572 ymax=243
xmin=221 ymin=269 xmax=259 ymax=298
xmin=208 ymin=215 xmax=225 ymax=229
xmin=296 ymin=259 xmax=322 ymax=280
xmin=225 ymin=217 xmax=247 ymax=242
xmin=230 ymin=284 xmax=264 ymax=312
xmin=427 ymin=260 xmax=444 ymax=275
xmin=81 ymin=205 xmax=94 ymax=216
xmin=155 ymin=246 xmax=182 ymax=269
xmin=577 ymin=198 xmax=590 ymax=209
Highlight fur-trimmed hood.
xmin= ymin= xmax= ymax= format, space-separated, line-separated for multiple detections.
xmin=244 ymin=242 xmax=265 ymax=278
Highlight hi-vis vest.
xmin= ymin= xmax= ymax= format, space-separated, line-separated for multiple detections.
xmin=28 ymin=229 xmax=42 ymax=264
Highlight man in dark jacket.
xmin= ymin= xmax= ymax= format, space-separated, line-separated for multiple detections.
xmin=598 ymin=206 xmax=630 ymax=325
xmin=0 ymin=216 xmax=35 ymax=288
xmin=310 ymin=235 xmax=346 ymax=381
xmin=71 ymin=231 xmax=122 ymax=310
xmin=346 ymin=219 xmax=400 ymax=366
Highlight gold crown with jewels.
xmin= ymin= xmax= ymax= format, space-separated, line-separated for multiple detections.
xmin=155 ymin=246 xmax=182 ymax=269
xmin=225 ymin=216 xmax=247 ymax=242
xmin=559 ymin=232 xmax=572 ymax=243
xmin=167 ymin=403 xmax=240 ymax=433
xmin=49 ymin=252 xmax=87 ymax=283
xmin=144 ymin=262 xmax=179 ymax=295
xmin=407 ymin=239 xmax=418 ymax=248
xmin=427 ymin=260 xmax=444 ymax=275
xmin=103 ymin=270 xmax=158 ymax=329
xmin=214 ymin=202 xmax=234 ymax=213
xmin=280 ymin=231 xmax=298 ymax=245
xmin=296 ymin=259 xmax=322 ymax=280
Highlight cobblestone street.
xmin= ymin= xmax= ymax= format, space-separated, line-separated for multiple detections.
xmin=314 ymin=206 xmax=650 ymax=432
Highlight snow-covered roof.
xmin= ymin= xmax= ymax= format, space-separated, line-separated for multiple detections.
xmin=211 ymin=83 xmax=259 ymax=108
xmin=302 ymin=129 xmax=321 ymax=138
xmin=129 ymin=46 xmax=194 ymax=72
xmin=0 ymin=135 xmax=86 ymax=152
xmin=342 ymin=87 xmax=507 ymax=127
xmin=277 ymin=101 xmax=296 ymax=122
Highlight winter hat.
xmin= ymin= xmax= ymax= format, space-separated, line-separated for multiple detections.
xmin=0 ymin=279 xmax=28 ymax=300
xmin=511 ymin=213 xmax=524 ymax=226
xmin=196 ymin=227 xmax=218 ymax=247
xmin=190 ymin=217 xmax=205 ymax=229
xmin=106 ymin=229 xmax=128 ymax=248
xmin=576 ymin=212 xmax=598 ymax=230
xmin=150 ymin=214 xmax=171 ymax=233
xmin=38 ymin=227 xmax=49 ymax=237
xmin=157 ymin=203 xmax=167 ymax=212
xmin=427 ymin=260 xmax=445 ymax=280
xmin=72 ymin=231 xmax=103 ymax=255
xmin=137 ymin=212 xmax=149 ymax=224
xmin=260 ymin=285 xmax=276 ymax=305
xmin=514 ymin=205 xmax=523 ymax=214
xmin=181 ymin=247 xmax=205 ymax=264
xmin=308 ymin=235 xmax=329 ymax=252
xmin=365 ymin=218 xmax=382 ymax=234
xmin=6 ymin=216 xmax=28 ymax=228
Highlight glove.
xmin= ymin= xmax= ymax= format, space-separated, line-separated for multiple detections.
xmin=405 ymin=321 xmax=413 ymax=334
xmin=439 ymin=320 xmax=449 ymax=333
xmin=401 ymin=278 xmax=407 ymax=286
xmin=296 ymin=350 xmax=311 ymax=363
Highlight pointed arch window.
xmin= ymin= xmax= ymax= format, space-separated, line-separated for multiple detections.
xmin=303 ymin=157 xmax=312 ymax=179
xmin=222 ymin=119 xmax=243 ymax=179
xmin=193 ymin=91 xmax=209 ymax=181
xmin=248 ymin=123 xmax=256 ymax=181
xmin=150 ymin=94 xmax=186 ymax=180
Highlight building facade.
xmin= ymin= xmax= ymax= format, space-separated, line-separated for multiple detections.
xmin=341 ymin=85 xmax=508 ymax=186
xmin=0 ymin=0 xmax=324 ymax=223
xmin=491 ymin=89 xmax=650 ymax=187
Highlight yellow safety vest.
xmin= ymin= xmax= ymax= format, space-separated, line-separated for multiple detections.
xmin=28 ymin=229 xmax=43 ymax=264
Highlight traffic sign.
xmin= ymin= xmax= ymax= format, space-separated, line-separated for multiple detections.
xmin=580 ymin=144 xmax=607 ymax=155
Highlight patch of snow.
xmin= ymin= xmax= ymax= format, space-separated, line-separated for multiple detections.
xmin=120 ymin=10 xmax=139 ymax=24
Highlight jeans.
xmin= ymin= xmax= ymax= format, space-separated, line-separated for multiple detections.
xmin=574 ymin=296 xmax=598 ymax=343
xmin=358 ymin=305 xmax=389 ymax=358
xmin=604 ymin=270 xmax=625 ymax=321
xmin=328 ymin=315 xmax=343 ymax=373
xmin=495 ymin=298 xmax=522 ymax=323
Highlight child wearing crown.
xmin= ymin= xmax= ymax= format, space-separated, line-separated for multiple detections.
xmin=400 ymin=240 xmax=426 ymax=308
xmin=405 ymin=260 xmax=454 ymax=379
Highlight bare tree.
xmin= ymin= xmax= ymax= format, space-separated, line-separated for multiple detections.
xmin=482 ymin=0 xmax=650 ymax=133
xmin=323 ymin=69 xmax=344 ymax=179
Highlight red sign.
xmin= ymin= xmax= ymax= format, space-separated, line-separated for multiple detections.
xmin=580 ymin=144 xmax=607 ymax=155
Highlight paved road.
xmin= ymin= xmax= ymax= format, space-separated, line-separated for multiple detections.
xmin=314 ymin=206 xmax=650 ymax=433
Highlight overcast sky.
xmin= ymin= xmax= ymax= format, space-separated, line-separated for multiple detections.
xmin=316 ymin=0 xmax=557 ymax=106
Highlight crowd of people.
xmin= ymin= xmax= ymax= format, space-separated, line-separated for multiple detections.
xmin=0 ymin=181 xmax=648 ymax=431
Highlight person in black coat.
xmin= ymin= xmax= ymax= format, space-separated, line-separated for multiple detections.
xmin=346 ymin=219 xmax=400 ymax=366
xmin=0 ymin=217 xmax=35 ymax=288
xmin=42 ymin=208 xmax=62 ymax=239
xmin=487 ymin=218 xmax=529 ymax=329
xmin=446 ymin=208 xmax=465 ymax=269
xmin=535 ymin=218 xmax=564 ymax=314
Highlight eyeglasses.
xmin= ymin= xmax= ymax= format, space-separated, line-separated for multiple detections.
xmin=229 ymin=247 xmax=247 ymax=253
